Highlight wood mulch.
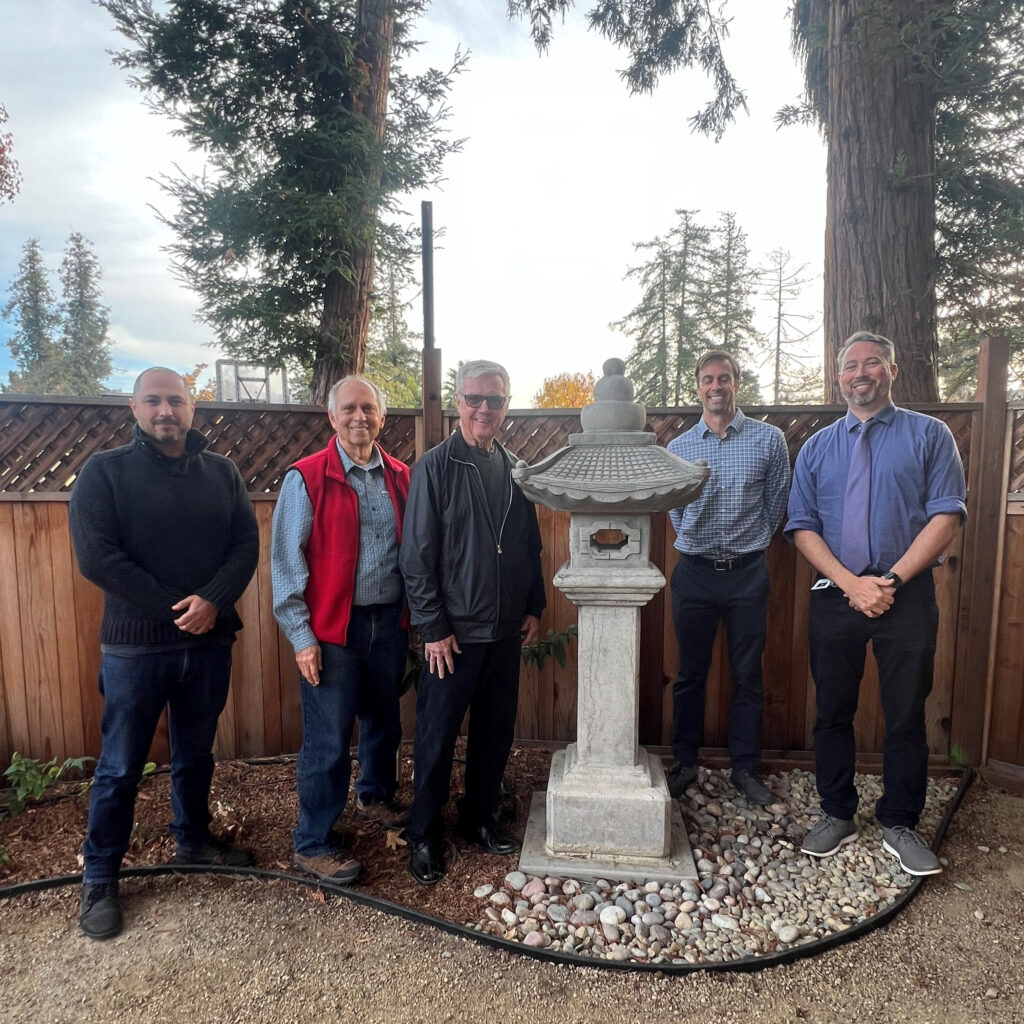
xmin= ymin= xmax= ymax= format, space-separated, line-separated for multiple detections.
xmin=0 ymin=742 xmax=549 ymax=928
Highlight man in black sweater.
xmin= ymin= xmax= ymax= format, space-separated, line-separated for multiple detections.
xmin=69 ymin=367 xmax=258 ymax=940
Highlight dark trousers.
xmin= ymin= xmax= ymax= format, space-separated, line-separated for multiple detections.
xmin=83 ymin=645 xmax=233 ymax=883
xmin=293 ymin=602 xmax=406 ymax=856
xmin=404 ymin=637 xmax=521 ymax=844
xmin=809 ymin=573 xmax=938 ymax=828
xmin=670 ymin=554 xmax=769 ymax=772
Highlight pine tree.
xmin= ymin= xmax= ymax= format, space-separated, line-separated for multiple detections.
xmin=703 ymin=212 xmax=762 ymax=402
xmin=2 ymin=239 xmax=59 ymax=393
xmin=57 ymin=233 xmax=112 ymax=396
xmin=101 ymin=0 xmax=464 ymax=404
xmin=614 ymin=211 xmax=712 ymax=407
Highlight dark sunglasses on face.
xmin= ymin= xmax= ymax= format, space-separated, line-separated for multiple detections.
xmin=460 ymin=393 xmax=507 ymax=410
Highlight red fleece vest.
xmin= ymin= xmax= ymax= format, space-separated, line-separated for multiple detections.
xmin=292 ymin=442 xmax=409 ymax=645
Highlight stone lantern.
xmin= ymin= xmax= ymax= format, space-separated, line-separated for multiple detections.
xmin=514 ymin=358 xmax=709 ymax=883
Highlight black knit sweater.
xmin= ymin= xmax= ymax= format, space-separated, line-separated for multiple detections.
xmin=69 ymin=425 xmax=259 ymax=645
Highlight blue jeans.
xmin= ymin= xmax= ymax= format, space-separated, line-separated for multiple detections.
xmin=83 ymin=645 xmax=233 ymax=884
xmin=670 ymin=554 xmax=769 ymax=772
xmin=293 ymin=602 xmax=406 ymax=856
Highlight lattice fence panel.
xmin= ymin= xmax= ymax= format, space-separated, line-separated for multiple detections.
xmin=1 ymin=397 xmax=979 ymax=493
xmin=0 ymin=397 xmax=420 ymax=493
xmin=1011 ymin=407 xmax=1024 ymax=495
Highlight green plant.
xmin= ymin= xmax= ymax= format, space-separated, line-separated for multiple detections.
xmin=1 ymin=753 xmax=95 ymax=816
xmin=521 ymin=624 xmax=579 ymax=671
xmin=0 ymin=844 xmax=11 ymax=868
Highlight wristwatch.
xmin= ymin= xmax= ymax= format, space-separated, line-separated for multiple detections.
xmin=881 ymin=571 xmax=903 ymax=590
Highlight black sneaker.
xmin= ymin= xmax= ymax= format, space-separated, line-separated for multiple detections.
xmin=174 ymin=835 xmax=254 ymax=867
xmin=731 ymin=768 xmax=774 ymax=806
xmin=80 ymin=881 xmax=123 ymax=940
xmin=666 ymin=762 xmax=698 ymax=798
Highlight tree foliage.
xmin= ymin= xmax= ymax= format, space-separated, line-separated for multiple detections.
xmin=533 ymin=370 xmax=595 ymax=408
xmin=790 ymin=0 xmax=1024 ymax=400
xmin=183 ymin=363 xmax=218 ymax=401
xmin=100 ymin=0 xmax=464 ymax=403
xmin=508 ymin=0 xmax=746 ymax=138
xmin=57 ymin=233 xmax=113 ymax=395
xmin=0 ymin=102 xmax=21 ymax=206
xmin=614 ymin=209 xmax=763 ymax=407
xmin=3 ymin=235 xmax=113 ymax=395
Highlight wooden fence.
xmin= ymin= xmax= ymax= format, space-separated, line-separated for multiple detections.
xmin=0 ymin=358 xmax=1019 ymax=788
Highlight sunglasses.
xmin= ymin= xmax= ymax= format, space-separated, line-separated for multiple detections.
xmin=460 ymin=393 xmax=507 ymax=410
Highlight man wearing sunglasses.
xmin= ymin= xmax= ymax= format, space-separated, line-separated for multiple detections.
xmin=400 ymin=360 xmax=546 ymax=885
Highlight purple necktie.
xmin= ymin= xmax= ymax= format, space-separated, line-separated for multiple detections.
xmin=839 ymin=420 xmax=874 ymax=574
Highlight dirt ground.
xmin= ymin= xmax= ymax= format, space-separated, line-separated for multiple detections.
xmin=2 ymin=755 xmax=1023 ymax=1024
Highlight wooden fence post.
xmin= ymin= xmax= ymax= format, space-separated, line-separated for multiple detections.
xmin=951 ymin=336 xmax=1009 ymax=765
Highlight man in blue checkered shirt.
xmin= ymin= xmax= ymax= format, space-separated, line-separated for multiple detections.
xmin=665 ymin=351 xmax=790 ymax=805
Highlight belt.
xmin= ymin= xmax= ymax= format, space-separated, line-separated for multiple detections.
xmin=352 ymin=598 xmax=403 ymax=612
xmin=684 ymin=550 xmax=764 ymax=571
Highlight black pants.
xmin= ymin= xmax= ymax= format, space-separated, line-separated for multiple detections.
xmin=670 ymin=554 xmax=769 ymax=771
xmin=809 ymin=572 xmax=938 ymax=828
xmin=405 ymin=637 xmax=521 ymax=844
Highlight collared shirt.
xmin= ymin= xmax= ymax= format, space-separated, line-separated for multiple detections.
xmin=667 ymin=408 xmax=791 ymax=558
xmin=271 ymin=438 xmax=400 ymax=652
xmin=785 ymin=403 xmax=967 ymax=571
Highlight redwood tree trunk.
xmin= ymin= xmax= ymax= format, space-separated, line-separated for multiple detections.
xmin=823 ymin=0 xmax=939 ymax=402
xmin=309 ymin=0 xmax=394 ymax=406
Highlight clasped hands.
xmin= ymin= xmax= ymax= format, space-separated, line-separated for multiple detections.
xmin=844 ymin=575 xmax=897 ymax=618
xmin=173 ymin=594 xmax=217 ymax=634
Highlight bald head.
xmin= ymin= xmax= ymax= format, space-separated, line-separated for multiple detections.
xmin=129 ymin=367 xmax=196 ymax=457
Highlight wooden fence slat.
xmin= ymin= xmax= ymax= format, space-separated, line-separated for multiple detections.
xmin=47 ymin=503 xmax=85 ymax=757
xmin=0 ymin=504 xmax=23 ymax=766
xmin=13 ymin=503 xmax=64 ymax=762
xmin=254 ymin=501 xmax=284 ymax=755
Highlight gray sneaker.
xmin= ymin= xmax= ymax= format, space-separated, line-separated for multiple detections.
xmin=800 ymin=814 xmax=857 ymax=857
xmin=881 ymin=826 xmax=942 ymax=876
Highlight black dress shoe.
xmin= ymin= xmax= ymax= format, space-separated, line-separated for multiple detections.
xmin=455 ymin=822 xmax=520 ymax=856
xmin=408 ymin=841 xmax=445 ymax=885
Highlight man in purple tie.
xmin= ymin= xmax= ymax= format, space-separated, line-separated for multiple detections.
xmin=785 ymin=332 xmax=966 ymax=876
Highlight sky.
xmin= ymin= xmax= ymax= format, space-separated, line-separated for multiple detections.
xmin=0 ymin=0 xmax=827 ymax=407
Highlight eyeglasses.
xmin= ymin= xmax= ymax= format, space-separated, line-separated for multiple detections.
xmin=460 ymin=393 xmax=507 ymax=410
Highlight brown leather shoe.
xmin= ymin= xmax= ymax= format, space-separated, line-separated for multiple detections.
xmin=356 ymin=797 xmax=409 ymax=828
xmin=292 ymin=849 xmax=362 ymax=885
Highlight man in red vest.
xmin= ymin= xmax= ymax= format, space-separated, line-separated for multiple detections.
xmin=272 ymin=376 xmax=410 ymax=884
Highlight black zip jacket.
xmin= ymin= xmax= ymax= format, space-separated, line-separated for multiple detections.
xmin=399 ymin=429 xmax=546 ymax=644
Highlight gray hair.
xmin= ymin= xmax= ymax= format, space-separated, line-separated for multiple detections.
xmin=836 ymin=331 xmax=896 ymax=369
xmin=456 ymin=360 xmax=510 ymax=396
xmin=327 ymin=375 xmax=388 ymax=416
xmin=132 ymin=366 xmax=190 ymax=398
